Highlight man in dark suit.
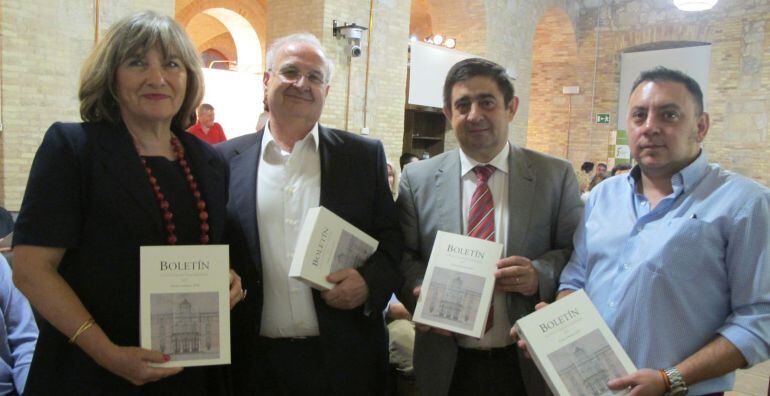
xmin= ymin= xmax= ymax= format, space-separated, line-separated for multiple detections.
xmin=217 ymin=33 xmax=402 ymax=394
xmin=396 ymin=58 xmax=583 ymax=395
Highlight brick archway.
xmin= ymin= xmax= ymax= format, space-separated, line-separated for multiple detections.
xmin=176 ymin=0 xmax=266 ymax=70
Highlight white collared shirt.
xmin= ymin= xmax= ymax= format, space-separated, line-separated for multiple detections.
xmin=457 ymin=144 xmax=513 ymax=348
xmin=257 ymin=122 xmax=322 ymax=337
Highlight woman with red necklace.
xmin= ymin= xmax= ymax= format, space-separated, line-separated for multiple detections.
xmin=11 ymin=11 xmax=243 ymax=395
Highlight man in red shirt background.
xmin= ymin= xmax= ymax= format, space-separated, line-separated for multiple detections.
xmin=187 ymin=103 xmax=227 ymax=144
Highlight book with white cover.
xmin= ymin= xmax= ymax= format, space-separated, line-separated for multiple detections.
xmin=289 ymin=206 xmax=379 ymax=291
xmin=515 ymin=289 xmax=636 ymax=396
xmin=140 ymin=245 xmax=231 ymax=368
xmin=412 ymin=231 xmax=502 ymax=338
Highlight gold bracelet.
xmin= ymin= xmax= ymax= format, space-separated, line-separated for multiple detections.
xmin=68 ymin=318 xmax=96 ymax=344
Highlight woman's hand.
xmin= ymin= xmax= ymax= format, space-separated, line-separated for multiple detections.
xmin=229 ymin=269 xmax=246 ymax=310
xmin=95 ymin=343 xmax=183 ymax=386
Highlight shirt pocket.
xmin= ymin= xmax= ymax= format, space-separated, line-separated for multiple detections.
xmin=641 ymin=217 xmax=717 ymax=281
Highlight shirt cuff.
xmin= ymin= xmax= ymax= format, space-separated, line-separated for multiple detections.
xmin=557 ymin=283 xmax=581 ymax=294
xmin=718 ymin=324 xmax=769 ymax=367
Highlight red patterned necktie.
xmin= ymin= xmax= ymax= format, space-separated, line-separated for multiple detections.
xmin=468 ymin=165 xmax=496 ymax=332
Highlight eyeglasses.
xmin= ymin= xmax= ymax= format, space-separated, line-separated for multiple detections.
xmin=274 ymin=66 xmax=327 ymax=86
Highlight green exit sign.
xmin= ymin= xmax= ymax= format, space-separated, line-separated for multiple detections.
xmin=596 ymin=113 xmax=611 ymax=124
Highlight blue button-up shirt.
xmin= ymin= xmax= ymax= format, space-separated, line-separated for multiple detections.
xmin=0 ymin=255 xmax=37 ymax=395
xmin=559 ymin=151 xmax=770 ymax=395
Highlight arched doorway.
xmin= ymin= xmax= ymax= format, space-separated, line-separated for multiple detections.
xmin=176 ymin=0 xmax=266 ymax=72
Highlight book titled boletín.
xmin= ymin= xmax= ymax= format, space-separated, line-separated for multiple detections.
xmin=412 ymin=231 xmax=502 ymax=338
xmin=515 ymin=289 xmax=637 ymax=396
xmin=289 ymin=206 xmax=379 ymax=291
xmin=140 ymin=245 xmax=231 ymax=368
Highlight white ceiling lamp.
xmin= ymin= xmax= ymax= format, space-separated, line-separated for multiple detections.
xmin=673 ymin=0 xmax=718 ymax=11
xmin=432 ymin=34 xmax=444 ymax=45
xmin=444 ymin=38 xmax=456 ymax=49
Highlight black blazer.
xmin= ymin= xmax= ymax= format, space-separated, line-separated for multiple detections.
xmin=13 ymin=122 xmax=230 ymax=395
xmin=217 ymin=125 xmax=403 ymax=394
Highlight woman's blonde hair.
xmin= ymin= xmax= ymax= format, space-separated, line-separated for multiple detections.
xmin=79 ymin=10 xmax=204 ymax=130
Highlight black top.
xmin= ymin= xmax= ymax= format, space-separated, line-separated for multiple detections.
xmin=13 ymin=122 xmax=230 ymax=395
xmin=140 ymin=156 xmax=201 ymax=244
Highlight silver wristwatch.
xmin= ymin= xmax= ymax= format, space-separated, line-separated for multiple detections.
xmin=664 ymin=367 xmax=688 ymax=396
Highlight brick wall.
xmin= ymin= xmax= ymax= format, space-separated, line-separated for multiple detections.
xmin=567 ymin=0 xmax=770 ymax=186
xmin=186 ymin=13 xmax=230 ymax=52
xmin=5 ymin=0 xmax=768 ymax=209
xmin=264 ymin=0 xmax=409 ymax=167
xmin=526 ymin=7 xmax=579 ymax=159
xmin=0 ymin=1 xmax=174 ymax=209
xmin=199 ymin=32 xmax=238 ymax=62
xmin=485 ymin=0 xmax=580 ymax=149
xmin=176 ymin=0 xmax=267 ymax=69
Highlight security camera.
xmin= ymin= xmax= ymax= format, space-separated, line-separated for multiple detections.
xmin=333 ymin=21 xmax=368 ymax=58
xmin=350 ymin=43 xmax=362 ymax=57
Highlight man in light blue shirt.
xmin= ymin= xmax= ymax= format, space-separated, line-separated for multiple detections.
xmin=0 ymin=206 xmax=37 ymax=396
xmin=0 ymin=255 xmax=37 ymax=396
xmin=558 ymin=67 xmax=770 ymax=395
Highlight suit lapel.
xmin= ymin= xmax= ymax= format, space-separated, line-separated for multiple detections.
xmin=506 ymin=145 xmax=535 ymax=255
xmin=435 ymin=150 xmax=463 ymax=234
xmin=229 ymin=131 xmax=263 ymax=264
xmin=96 ymin=123 xmax=163 ymax=233
xmin=318 ymin=125 xmax=346 ymax=207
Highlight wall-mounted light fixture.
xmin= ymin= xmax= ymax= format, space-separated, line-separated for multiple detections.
xmin=673 ymin=0 xmax=718 ymax=11
xmin=333 ymin=20 xmax=368 ymax=57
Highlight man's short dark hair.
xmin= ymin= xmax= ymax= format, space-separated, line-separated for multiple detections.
xmin=597 ymin=162 xmax=607 ymax=169
xmin=443 ymin=58 xmax=515 ymax=112
xmin=399 ymin=153 xmax=419 ymax=170
xmin=630 ymin=67 xmax=704 ymax=115
xmin=611 ymin=163 xmax=631 ymax=176
xmin=198 ymin=103 xmax=215 ymax=112
xmin=580 ymin=161 xmax=595 ymax=173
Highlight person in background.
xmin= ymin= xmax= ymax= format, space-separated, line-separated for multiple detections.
xmin=595 ymin=162 xmax=608 ymax=177
xmin=0 ymin=208 xmax=37 ymax=396
xmin=524 ymin=67 xmax=770 ymax=395
xmin=610 ymin=163 xmax=631 ymax=176
xmin=576 ymin=161 xmax=595 ymax=193
xmin=11 ymin=11 xmax=242 ymax=394
xmin=399 ymin=152 xmax=420 ymax=171
xmin=387 ymin=162 xmax=398 ymax=201
xmin=187 ymin=103 xmax=227 ymax=144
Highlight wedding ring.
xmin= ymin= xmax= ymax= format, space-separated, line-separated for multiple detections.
xmin=241 ymin=289 xmax=248 ymax=301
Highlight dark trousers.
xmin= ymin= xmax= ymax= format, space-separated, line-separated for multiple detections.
xmin=449 ymin=345 xmax=527 ymax=396
xmin=256 ymin=336 xmax=334 ymax=395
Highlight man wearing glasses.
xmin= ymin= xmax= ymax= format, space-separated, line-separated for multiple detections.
xmin=217 ymin=33 xmax=402 ymax=394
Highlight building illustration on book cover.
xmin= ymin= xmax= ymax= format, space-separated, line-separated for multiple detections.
xmin=548 ymin=329 xmax=629 ymax=396
xmin=422 ymin=267 xmax=484 ymax=331
xmin=331 ymin=229 xmax=373 ymax=273
xmin=150 ymin=292 xmax=220 ymax=360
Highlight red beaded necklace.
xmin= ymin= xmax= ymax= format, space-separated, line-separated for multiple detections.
xmin=135 ymin=136 xmax=210 ymax=245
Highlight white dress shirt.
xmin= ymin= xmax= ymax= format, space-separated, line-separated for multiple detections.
xmin=456 ymin=144 xmax=513 ymax=349
xmin=257 ymin=122 xmax=322 ymax=337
